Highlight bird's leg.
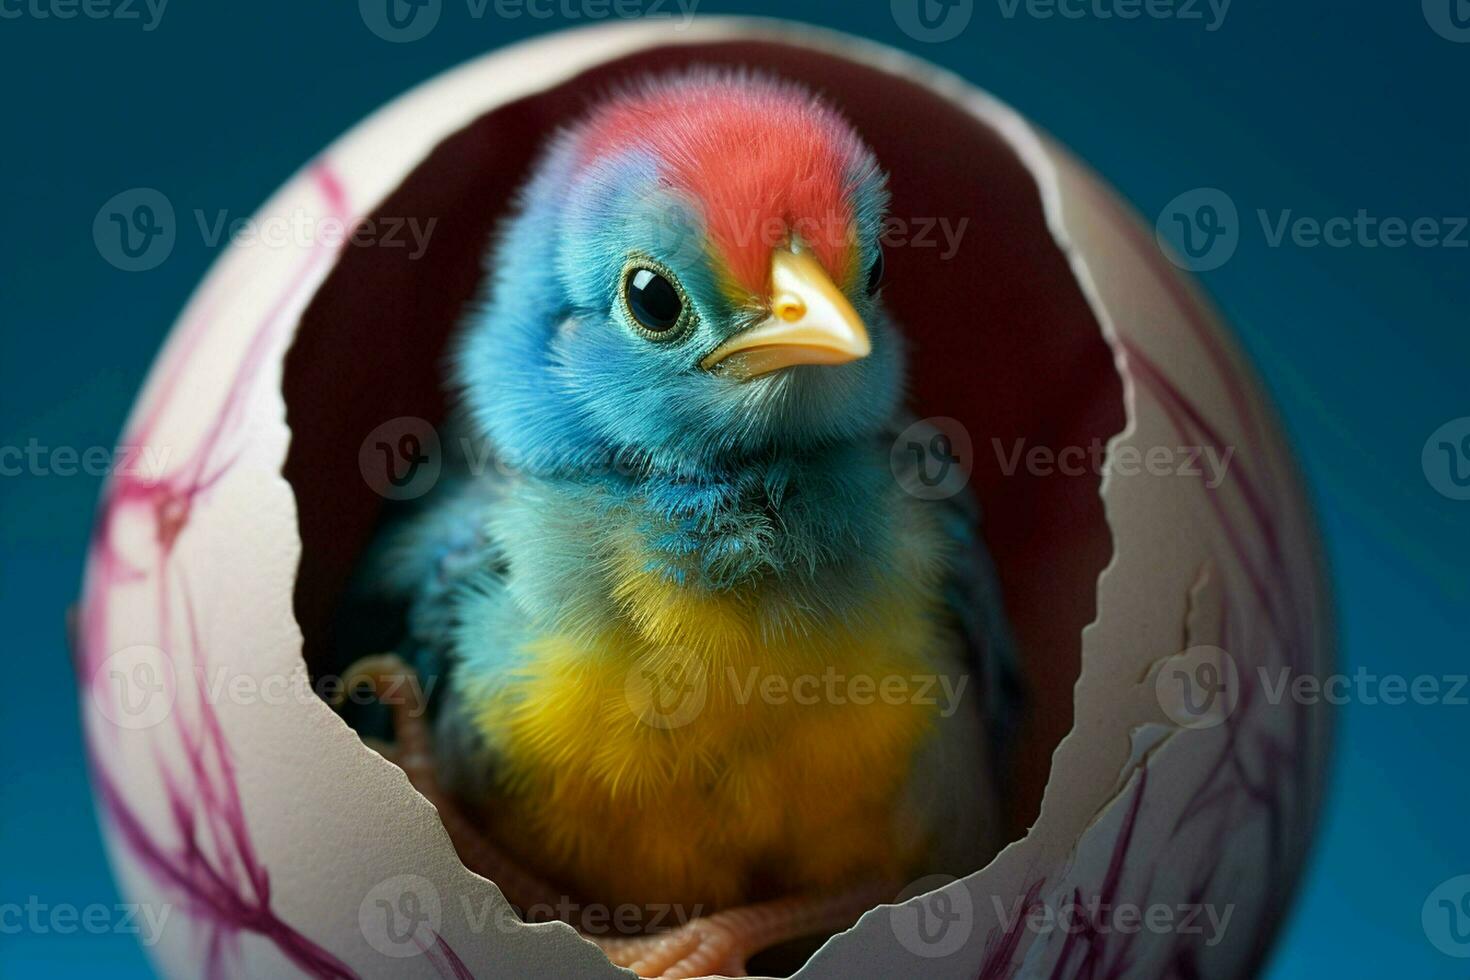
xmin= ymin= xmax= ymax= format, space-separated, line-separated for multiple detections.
xmin=592 ymin=880 xmax=897 ymax=979
xmin=340 ymin=655 xmax=565 ymax=914
xmin=342 ymin=655 xmax=897 ymax=979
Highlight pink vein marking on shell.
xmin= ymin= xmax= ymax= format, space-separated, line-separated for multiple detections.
xmin=976 ymin=876 xmax=1048 ymax=979
xmin=1079 ymin=179 xmax=1278 ymax=503
xmin=90 ymin=753 xmax=357 ymax=979
xmin=423 ymin=931 xmax=478 ymax=979
xmin=1081 ymin=177 xmax=1310 ymax=670
xmin=80 ymin=162 xmax=350 ymax=675
xmin=79 ymin=152 xmax=1315 ymax=980
xmin=1041 ymin=767 xmax=1149 ymax=980
xmin=77 ymin=161 xmax=418 ymax=978
xmin=971 ymin=178 xmax=1320 ymax=980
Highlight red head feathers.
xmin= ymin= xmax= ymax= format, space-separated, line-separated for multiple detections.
xmin=571 ymin=71 xmax=881 ymax=299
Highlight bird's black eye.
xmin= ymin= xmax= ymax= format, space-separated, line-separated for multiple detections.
xmin=624 ymin=266 xmax=685 ymax=337
xmin=865 ymin=246 xmax=885 ymax=296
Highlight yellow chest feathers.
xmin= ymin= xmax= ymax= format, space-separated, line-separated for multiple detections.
xmin=468 ymin=540 xmax=962 ymax=910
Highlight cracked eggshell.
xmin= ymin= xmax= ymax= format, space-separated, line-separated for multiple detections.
xmin=79 ymin=18 xmax=1333 ymax=979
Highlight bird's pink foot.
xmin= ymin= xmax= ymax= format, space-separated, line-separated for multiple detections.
xmin=342 ymin=655 xmax=896 ymax=979
xmin=592 ymin=882 xmax=895 ymax=978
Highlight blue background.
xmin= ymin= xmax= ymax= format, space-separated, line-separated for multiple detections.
xmin=1 ymin=2 xmax=1465 ymax=976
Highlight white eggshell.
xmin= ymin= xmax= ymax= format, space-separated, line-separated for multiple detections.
xmin=80 ymin=18 xmax=1332 ymax=979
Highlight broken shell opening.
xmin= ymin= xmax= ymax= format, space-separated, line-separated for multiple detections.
xmin=282 ymin=36 xmax=1123 ymax=972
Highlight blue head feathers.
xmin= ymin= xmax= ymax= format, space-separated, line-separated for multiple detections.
xmin=454 ymin=70 xmax=902 ymax=480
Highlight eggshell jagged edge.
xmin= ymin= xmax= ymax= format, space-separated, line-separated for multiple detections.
xmin=79 ymin=18 xmax=1333 ymax=980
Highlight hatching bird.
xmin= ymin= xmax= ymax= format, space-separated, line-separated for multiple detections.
xmin=344 ymin=70 xmax=1015 ymax=977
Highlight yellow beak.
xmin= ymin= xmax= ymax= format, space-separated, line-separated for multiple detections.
xmin=699 ymin=247 xmax=871 ymax=380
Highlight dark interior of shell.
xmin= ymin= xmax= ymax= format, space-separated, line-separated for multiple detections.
xmin=281 ymin=37 xmax=1124 ymax=879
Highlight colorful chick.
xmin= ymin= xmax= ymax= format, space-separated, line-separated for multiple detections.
xmin=348 ymin=70 xmax=1014 ymax=977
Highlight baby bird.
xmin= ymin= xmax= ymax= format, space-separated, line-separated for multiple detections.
xmin=348 ymin=70 xmax=1014 ymax=977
